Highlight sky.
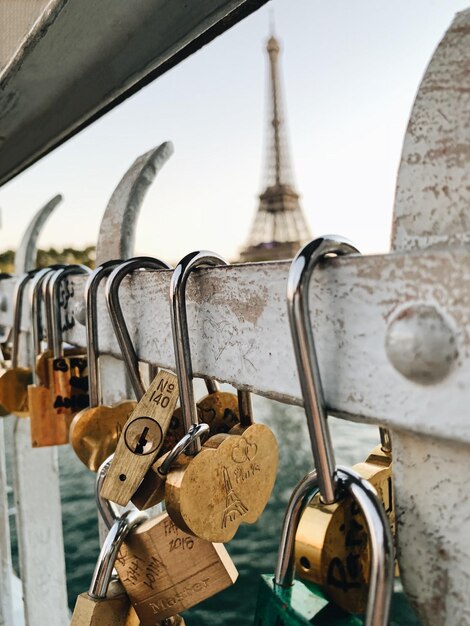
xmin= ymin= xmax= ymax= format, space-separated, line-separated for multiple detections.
xmin=1 ymin=0 xmax=469 ymax=262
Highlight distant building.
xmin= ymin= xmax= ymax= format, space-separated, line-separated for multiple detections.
xmin=239 ymin=34 xmax=311 ymax=263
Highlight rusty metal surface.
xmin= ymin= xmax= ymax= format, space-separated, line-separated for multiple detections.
xmin=0 ymin=0 xmax=268 ymax=186
xmin=95 ymin=143 xmax=173 ymax=266
xmin=391 ymin=8 xmax=470 ymax=625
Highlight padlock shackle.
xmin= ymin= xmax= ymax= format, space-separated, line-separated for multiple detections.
xmin=88 ymin=508 xmax=147 ymax=599
xmin=170 ymin=250 xmax=228 ymax=455
xmin=96 ymin=455 xmax=124 ymax=530
xmin=48 ymin=265 xmax=91 ymax=357
xmin=274 ymin=466 xmax=393 ymax=626
xmin=287 ymin=236 xmax=360 ymax=504
xmin=105 ymin=256 xmax=172 ymax=401
xmin=85 ymin=260 xmax=122 ymax=407
xmin=29 ymin=267 xmax=59 ymax=383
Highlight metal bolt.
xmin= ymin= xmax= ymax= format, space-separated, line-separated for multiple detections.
xmin=385 ymin=304 xmax=458 ymax=385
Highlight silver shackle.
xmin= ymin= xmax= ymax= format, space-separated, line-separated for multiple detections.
xmin=88 ymin=509 xmax=147 ymax=599
xmin=170 ymin=250 xmax=228 ymax=455
xmin=281 ymin=236 xmax=394 ymax=626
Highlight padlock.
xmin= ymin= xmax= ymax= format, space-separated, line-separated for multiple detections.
xmin=255 ymin=236 xmax=395 ymax=625
xmin=70 ymin=507 xmax=147 ymax=625
xmin=165 ymin=378 xmax=239 ymax=453
xmin=70 ymin=260 xmax=138 ymax=471
xmin=97 ymin=459 xmax=238 ymax=625
xmin=28 ymin=268 xmax=71 ymax=447
xmin=295 ymin=429 xmax=396 ymax=611
xmin=46 ymin=265 xmax=90 ymax=420
xmin=99 ymin=257 xmax=184 ymax=507
xmin=163 ymin=251 xmax=278 ymax=542
xmin=132 ymin=423 xmax=209 ymax=510
xmin=0 ymin=271 xmax=35 ymax=416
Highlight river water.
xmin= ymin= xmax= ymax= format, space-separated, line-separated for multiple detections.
xmin=8 ymin=394 xmax=381 ymax=624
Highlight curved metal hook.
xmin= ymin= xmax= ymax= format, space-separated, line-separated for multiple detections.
xmin=105 ymin=256 xmax=171 ymax=401
xmin=170 ymin=250 xmax=228 ymax=454
xmin=48 ymin=265 xmax=91 ymax=357
xmin=11 ymin=270 xmax=38 ymax=368
xmin=274 ymin=466 xmax=393 ymax=626
xmin=14 ymin=194 xmax=63 ymax=274
xmin=287 ymin=236 xmax=359 ymax=504
xmin=95 ymin=143 xmax=174 ymax=266
xmin=85 ymin=261 xmax=122 ymax=407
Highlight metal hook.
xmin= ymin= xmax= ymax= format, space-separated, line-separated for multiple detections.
xmin=11 ymin=270 xmax=39 ymax=368
xmin=95 ymin=143 xmax=173 ymax=266
xmin=14 ymin=195 xmax=63 ymax=274
xmin=170 ymin=250 xmax=228 ymax=455
xmin=85 ymin=261 xmax=123 ymax=407
xmin=105 ymin=256 xmax=172 ymax=400
xmin=287 ymin=236 xmax=359 ymax=504
xmin=274 ymin=466 xmax=394 ymax=626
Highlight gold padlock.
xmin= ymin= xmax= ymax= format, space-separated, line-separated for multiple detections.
xmin=114 ymin=510 xmax=238 ymax=625
xmin=164 ymin=252 xmax=278 ymax=543
xmin=0 ymin=272 xmax=34 ymax=416
xmin=28 ymin=268 xmax=69 ymax=447
xmin=46 ymin=266 xmax=89 ymax=420
xmin=70 ymin=261 xmax=137 ymax=471
xmin=294 ymin=429 xmax=394 ymax=614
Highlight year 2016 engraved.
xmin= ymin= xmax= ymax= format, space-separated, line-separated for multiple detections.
xmin=169 ymin=537 xmax=194 ymax=552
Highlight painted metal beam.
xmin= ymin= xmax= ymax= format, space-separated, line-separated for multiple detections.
xmin=0 ymin=247 xmax=467 ymax=445
xmin=0 ymin=0 xmax=267 ymax=186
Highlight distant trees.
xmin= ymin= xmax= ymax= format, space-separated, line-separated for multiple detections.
xmin=0 ymin=246 xmax=95 ymax=272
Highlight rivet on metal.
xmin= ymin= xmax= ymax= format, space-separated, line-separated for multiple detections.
xmin=385 ymin=304 xmax=457 ymax=385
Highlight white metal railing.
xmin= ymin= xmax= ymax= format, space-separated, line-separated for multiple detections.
xmin=0 ymin=7 xmax=469 ymax=626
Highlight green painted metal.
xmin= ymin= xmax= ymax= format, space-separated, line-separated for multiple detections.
xmin=254 ymin=575 xmax=422 ymax=626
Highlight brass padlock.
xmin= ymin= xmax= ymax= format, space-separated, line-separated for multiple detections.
xmin=70 ymin=260 xmax=137 ymax=471
xmin=28 ymin=268 xmax=70 ymax=447
xmin=294 ymin=430 xmax=394 ymax=614
xmin=164 ymin=251 xmax=278 ymax=543
xmin=163 ymin=378 xmax=239 ymax=454
xmin=70 ymin=508 xmax=147 ymax=625
xmin=132 ymin=423 xmax=209 ymax=510
xmin=0 ymin=272 xmax=35 ymax=416
xmin=46 ymin=265 xmax=90 ymax=420
xmin=97 ymin=459 xmax=238 ymax=626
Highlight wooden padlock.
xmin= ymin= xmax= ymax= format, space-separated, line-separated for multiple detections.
xmin=294 ymin=431 xmax=395 ymax=613
xmin=70 ymin=260 xmax=137 ymax=471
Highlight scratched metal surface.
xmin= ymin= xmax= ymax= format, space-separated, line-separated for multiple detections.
xmin=1 ymin=247 xmax=469 ymax=444
xmin=391 ymin=8 xmax=470 ymax=625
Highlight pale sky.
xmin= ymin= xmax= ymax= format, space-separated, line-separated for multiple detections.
xmin=1 ymin=0 xmax=469 ymax=262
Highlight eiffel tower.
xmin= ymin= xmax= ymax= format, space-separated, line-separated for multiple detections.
xmin=239 ymin=32 xmax=311 ymax=262
xmin=222 ymin=467 xmax=248 ymax=528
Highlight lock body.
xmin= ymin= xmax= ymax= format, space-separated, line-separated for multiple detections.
xmin=70 ymin=400 xmax=137 ymax=471
xmin=114 ymin=511 xmax=238 ymax=624
xmin=295 ymin=446 xmax=393 ymax=613
xmin=0 ymin=367 xmax=33 ymax=416
xmin=71 ymin=579 xmax=131 ymax=626
xmin=48 ymin=353 xmax=89 ymax=417
xmin=28 ymin=383 xmax=69 ymax=447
